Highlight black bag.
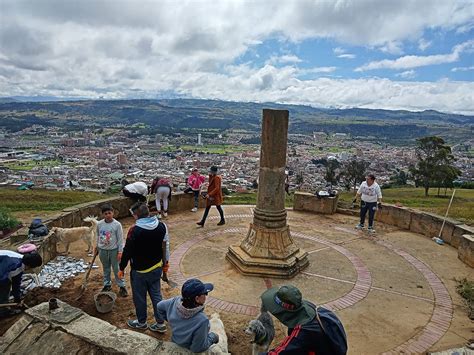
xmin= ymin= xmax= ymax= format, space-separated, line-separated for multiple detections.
xmin=28 ymin=219 xmax=49 ymax=239
xmin=315 ymin=306 xmax=348 ymax=355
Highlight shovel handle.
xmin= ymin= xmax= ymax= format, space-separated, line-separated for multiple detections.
xmin=83 ymin=252 xmax=98 ymax=285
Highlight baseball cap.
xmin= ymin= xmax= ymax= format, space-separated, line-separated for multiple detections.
xmin=181 ymin=278 xmax=214 ymax=299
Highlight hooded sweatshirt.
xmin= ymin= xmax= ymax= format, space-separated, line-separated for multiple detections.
xmin=0 ymin=250 xmax=24 ymax=301
xmin=157 ymin=296 xmax=218 ymax=353
xmin=119 ymin=216 xmax=166 ymax=272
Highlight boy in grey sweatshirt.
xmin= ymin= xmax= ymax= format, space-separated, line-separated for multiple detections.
xmin=95 ymin=204 xmax=127 ymax=297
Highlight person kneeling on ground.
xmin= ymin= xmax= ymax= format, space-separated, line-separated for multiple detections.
xmin=156 ymin=278 xmax=220 ymax=353
xmin=261 ymin=285 xmax=347 ymax=355
xmin=0 ymin=250 xmax=43 ymax=317
xmin=119 ymin=203 xmax=168 ymax=331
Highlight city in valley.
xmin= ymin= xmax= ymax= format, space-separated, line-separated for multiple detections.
xmin=0 ymin=100 xmax=472 ymax=194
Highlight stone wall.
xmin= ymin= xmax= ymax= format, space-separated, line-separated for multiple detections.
xmin=7 ymin=192 xmax=203 ymax=264
xmin=337 ymin=203 xmax=474 ymax=268
xmin=0 ymin=300 xmax=229 ymax=354
xmin=293 ymin=192 xmax=339 ymax=214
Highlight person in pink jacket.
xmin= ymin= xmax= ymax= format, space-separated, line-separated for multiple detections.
xmin=184 ymin=169 xmax=205 ymax=212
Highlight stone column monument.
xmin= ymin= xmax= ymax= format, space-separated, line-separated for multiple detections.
xmin=227 ymin=109 xmax=308 ymax=278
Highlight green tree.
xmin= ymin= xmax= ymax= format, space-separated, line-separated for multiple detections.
xmin=339 ymin=159 xmax=370 ymax=191
xmin=409 ymin=136 xmax=459 ymax=197
xmin=390 ymin=169 xmax=408 ymax=186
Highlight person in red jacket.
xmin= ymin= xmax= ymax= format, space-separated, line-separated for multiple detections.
xmin=196 ymin=166 xmax=225 ymax=227
xmin=184 ymin=169 xmax=205 ymax=212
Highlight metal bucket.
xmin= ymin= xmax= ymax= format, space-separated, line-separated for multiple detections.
xmin=94 ymin=292 xmax=117 ymax=314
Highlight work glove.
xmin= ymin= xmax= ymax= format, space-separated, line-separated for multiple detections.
xmin=118 ymin=270 xmax=124 ymax=279
xmin=162 ymin=261 xmax=169 ymax=273
xmin=378 ymin=203 xmax=382 ymax=210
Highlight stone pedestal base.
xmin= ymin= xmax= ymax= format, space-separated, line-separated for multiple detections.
xmin=226 ymin=223 xmax=309 ymax=278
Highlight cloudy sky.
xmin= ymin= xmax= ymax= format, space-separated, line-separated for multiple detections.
xmin=0 ymin=0 xmax=473 ymax=114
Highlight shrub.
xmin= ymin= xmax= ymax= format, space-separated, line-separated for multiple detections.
xmin=0 ymin=208 xmax=20 ymax=230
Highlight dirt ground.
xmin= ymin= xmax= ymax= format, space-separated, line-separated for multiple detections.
xmin=1 ymin=206 xmax=472 ymax=354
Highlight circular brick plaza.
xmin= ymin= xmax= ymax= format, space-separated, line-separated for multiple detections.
xmin=160 ymin=206 xmax=472 ymax=354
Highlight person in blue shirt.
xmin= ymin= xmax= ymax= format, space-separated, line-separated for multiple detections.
xmin=0 ymin=250 xmax=42 ymax=317
xmin=156 ymin=278 xmax=220 ymax=353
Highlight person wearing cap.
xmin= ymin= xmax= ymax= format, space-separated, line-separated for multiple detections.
xmin=196 ymin=166 xmax=225 ymax=227
xmin=184 ymin=168 xmax=205 ymax=212
xmin=0 ymin=250 xmax=42 ymax=317
xmin=119 ymin=203 xmax=168 ymax=332
xmin=156 ymin=278 xmax=220 ymax=353
xmin=261 ymin=285 xmax=347 ymax=355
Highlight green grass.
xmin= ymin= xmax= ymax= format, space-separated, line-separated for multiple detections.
xmin=339 ymin=187 xmax=474 ymax=225
xmin=0 ymin=188 xmax=105 ymax=212
xmin=160 ymin=144 xmax=253 ymax=154
xmin=456 ymin=278 xmax=474 ymax=319
xmin=3 ymin=159 xmax=61 ymax=171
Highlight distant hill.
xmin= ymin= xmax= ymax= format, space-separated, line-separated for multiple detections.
xmin=0 ymin=98 xmax=472 ymax=143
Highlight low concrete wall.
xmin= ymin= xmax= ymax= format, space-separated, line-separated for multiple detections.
xmin=0 ymin=300 xmax=229 ymax=354
xmin=337 ymin=203 xmax=474 ymax=268
xmin=458 ymin=235 xmax=474 ymax=268
xmin=293 ymin=192 xmax=339 ymax=214
xmin=7 ymin=192 xmax=203 ymax=264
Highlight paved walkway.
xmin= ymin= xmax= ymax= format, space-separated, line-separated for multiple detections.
xmin=123 ymin=205 xmax=472 ymax=354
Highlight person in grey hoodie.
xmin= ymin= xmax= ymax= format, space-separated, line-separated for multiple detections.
xmin=156 ymin=278 xmax=219 ymax=353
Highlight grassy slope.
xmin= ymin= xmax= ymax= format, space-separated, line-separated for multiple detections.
xmin=1 ymin=187 xmax=472 ymax=225
xmin=0 ymin=188 xmax=104 ymax=212
xmin=338 ymin=187 xmax=474 ymax=225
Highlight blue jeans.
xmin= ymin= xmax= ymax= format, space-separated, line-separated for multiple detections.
xmin=99 ymin=248 xmax=125 ymax=288
xmin=360 ymin=201 xmax=377 ymax=227
xmin=0 ymin=281 xmax=11 ymax=316
xmin=130 ymin=268 xmax=163 ymax=324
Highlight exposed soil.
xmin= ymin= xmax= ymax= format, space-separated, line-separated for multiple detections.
xmin=96 ymin=293 xmax=114 ymax=304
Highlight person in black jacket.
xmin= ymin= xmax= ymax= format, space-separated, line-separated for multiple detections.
xmin=261 ymin=285 xmax=347 ymax=355
xmin=119 ymin=203 xmax=168 ymax=332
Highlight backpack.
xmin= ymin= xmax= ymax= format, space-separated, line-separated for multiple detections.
xmin=315 ymin=306 xmax=348 ymax=355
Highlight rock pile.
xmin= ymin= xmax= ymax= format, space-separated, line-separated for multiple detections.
xmin=21 ymin=256 xmax=97 ymax=295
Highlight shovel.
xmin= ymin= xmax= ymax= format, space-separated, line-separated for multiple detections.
xmin=161 ymin=274 xmax=178 ymax=288
xmin=75 ymin=252 xmax=98 ymax=300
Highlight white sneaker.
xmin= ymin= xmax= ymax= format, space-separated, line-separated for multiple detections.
xmin=157 ymin=213 xmax=162 ymax=219
xmin=163 ymin=212 xmax=168 ymax=217
xmin=191 ymin=207 xmax=198 ymax=212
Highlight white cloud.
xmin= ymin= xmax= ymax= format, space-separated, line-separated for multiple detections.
xmin=418 ymin=38 xmax=432 ymax=51
xmin=395 ymin=70 xmax=417 ymax=79
xmin=298 ymin=66 xmax=337 ymax=74
xmin=378 ymin=40 xmax=404 ymax=55
xmin=0 ymin=1 xmax=473 ymax=113
xmin=451 ymin=66 xmax=474 ymax=72
xmin=356 ymin=40 xmax=474 ymax=71
xmin=267 ymin=55 xmax=303 ymax=65
xmin=337 ymin=54 xmax=356 ymax=59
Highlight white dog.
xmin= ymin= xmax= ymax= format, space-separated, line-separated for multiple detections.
xmin=51 ymin=216 xmax=98 ymax=254
xmin=208 ymin=312 xmax=229 ymax=354
xmin=245 ymin=311 xmax=275 ymax=355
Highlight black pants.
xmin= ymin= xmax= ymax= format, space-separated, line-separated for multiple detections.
xmin=360 ymin=201 xmax=377 ymax=227
xmin=123 ymin=189 xmax=146 ymax=202
xmin=200 ymin=205 xmax=225 ymax=225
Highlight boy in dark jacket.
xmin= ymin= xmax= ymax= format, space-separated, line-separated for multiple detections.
xmin=261 ymin=285 xmax=347 ymax=355
xmin=119 ymin=203 xmax=168 ymax=332
xmin=0 ymin=250 xmax=42 ymax=317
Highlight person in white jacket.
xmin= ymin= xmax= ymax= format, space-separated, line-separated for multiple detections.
xmin=122 ymin=181 xmax=148 ymax=202
xmin=353 ymin=174 xmax=382 ymax=233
